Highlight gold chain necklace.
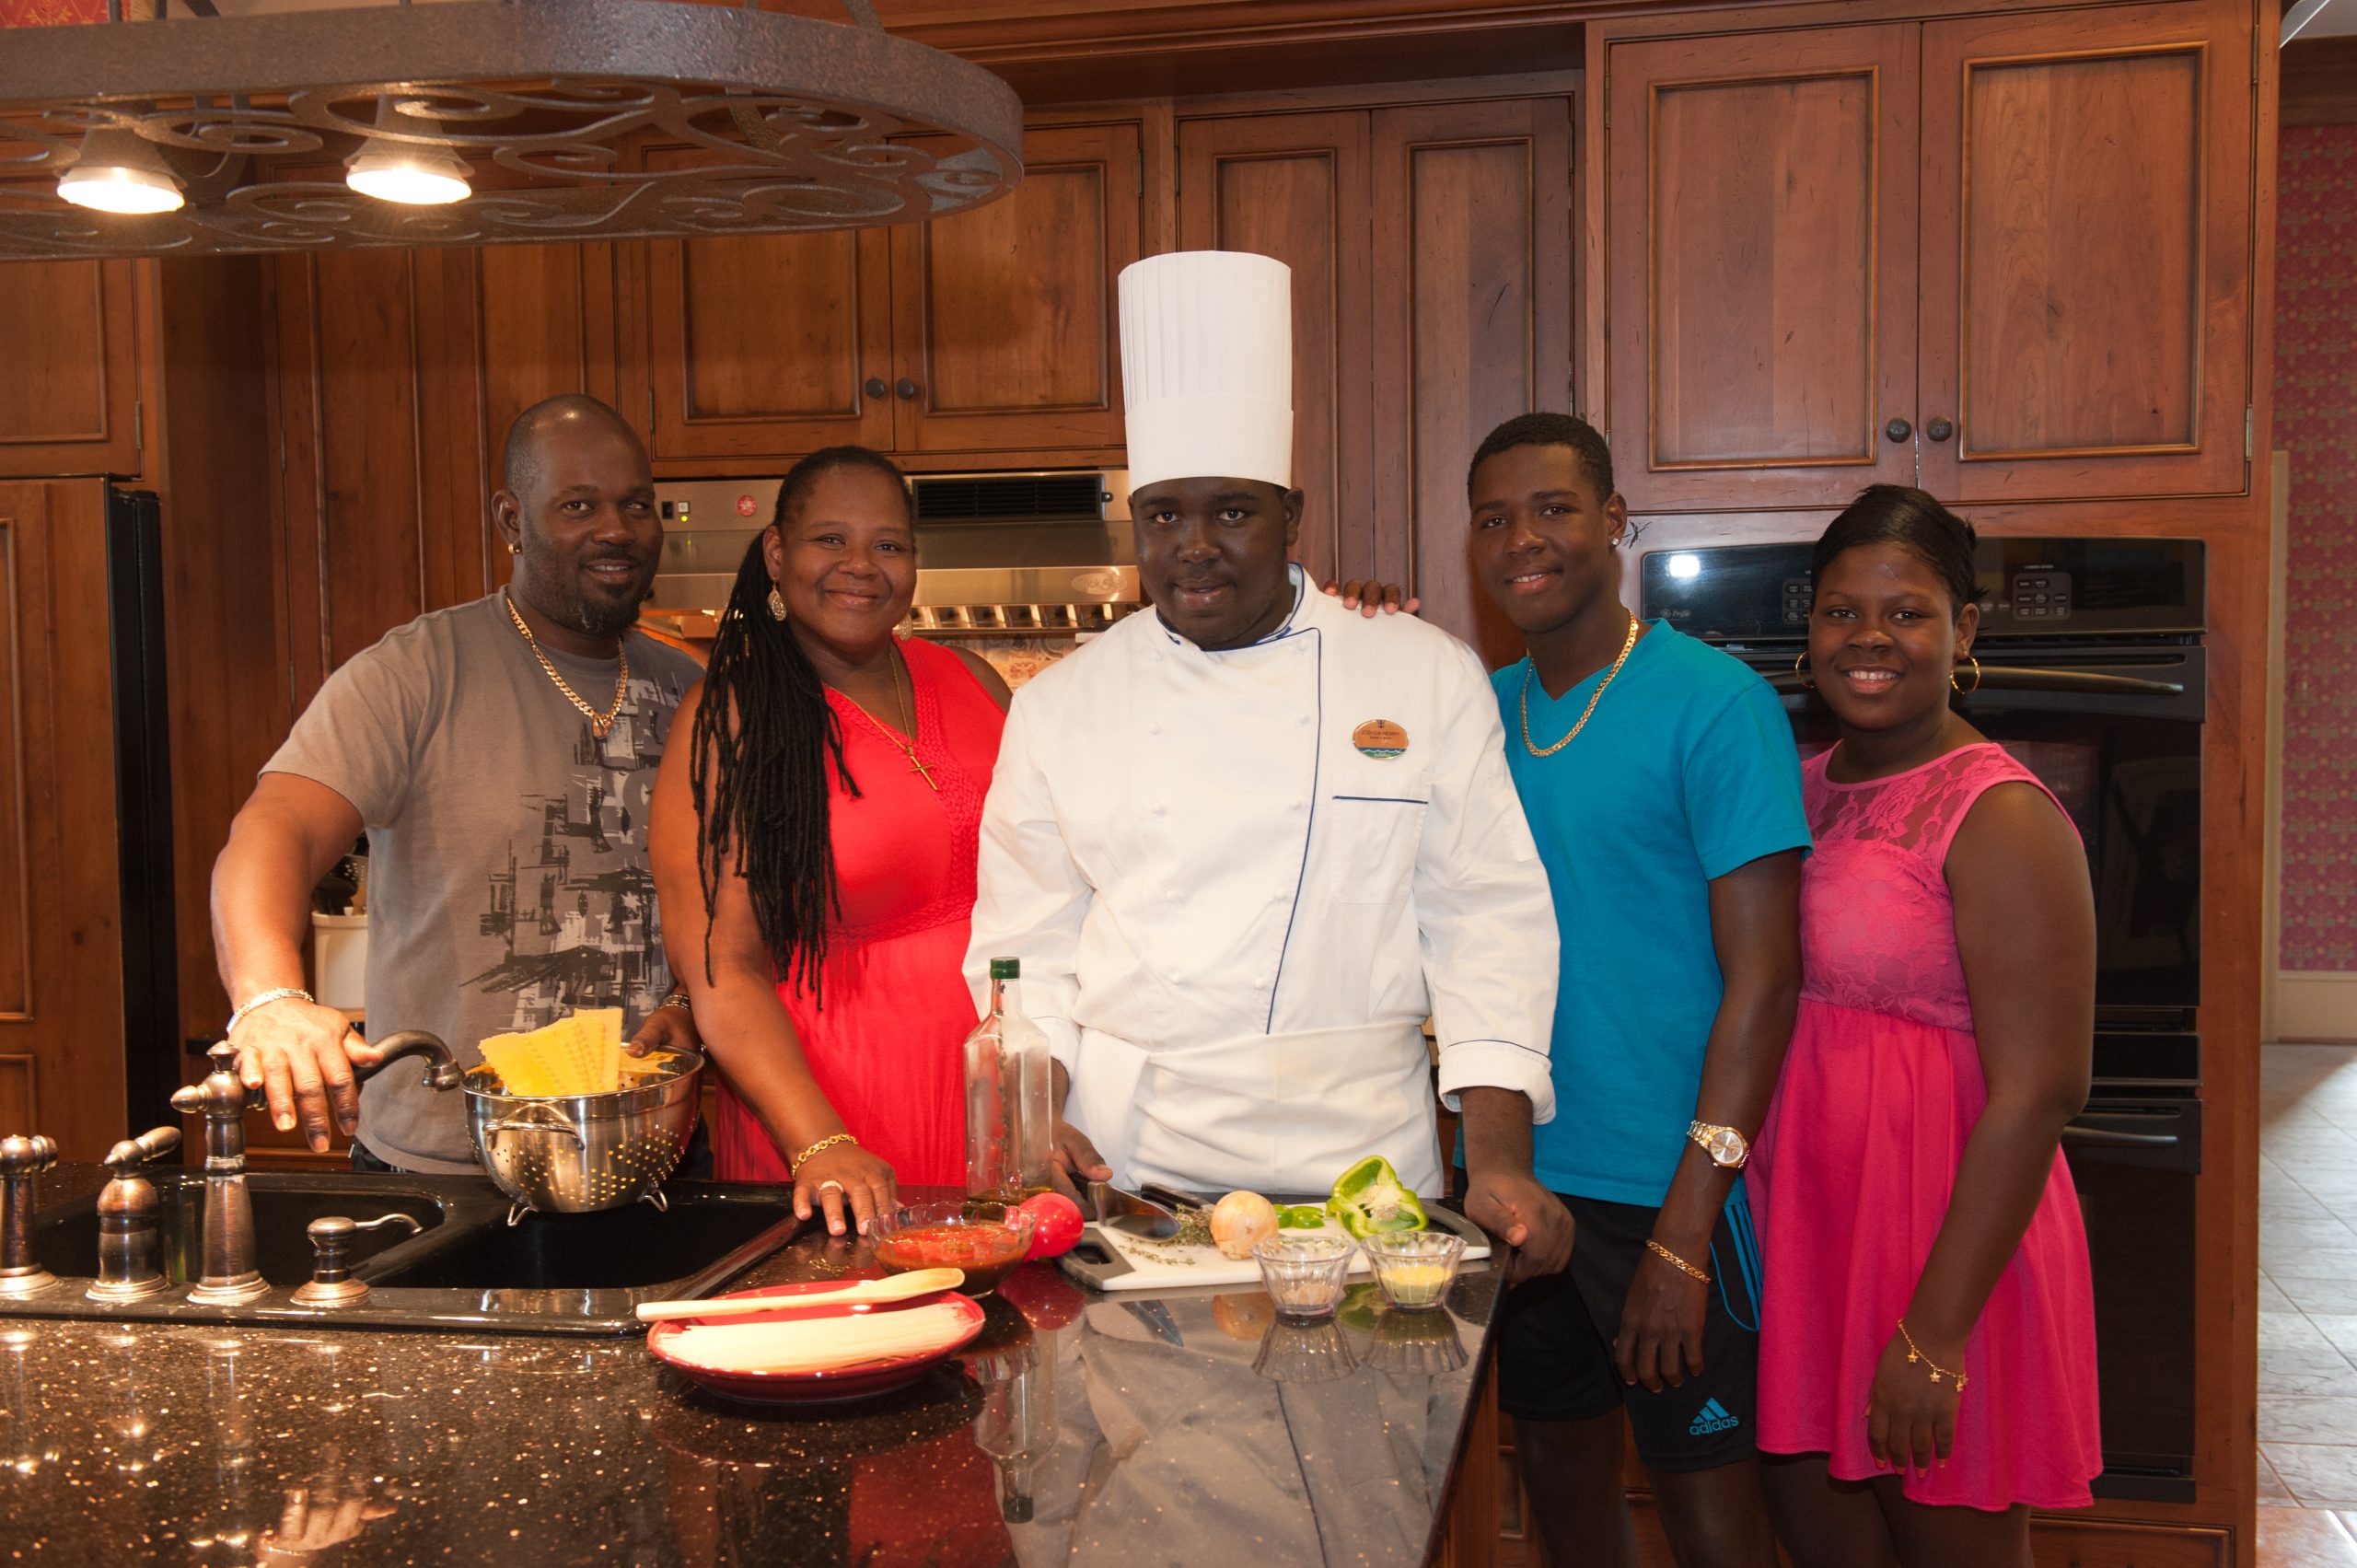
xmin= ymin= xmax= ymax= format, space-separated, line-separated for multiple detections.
xmin=1520 ymin=615 xmax=1642 ymax=758
xmin=883 ymin=645 xmax=938 ymax=792
xmin=505 ymin=589 xmax=629 ymax=739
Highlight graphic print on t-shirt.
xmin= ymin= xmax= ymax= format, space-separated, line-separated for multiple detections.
xmin=466 ymin=665 xmax=681 ymax=1031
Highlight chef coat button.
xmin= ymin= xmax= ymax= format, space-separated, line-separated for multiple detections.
xmin=1153 ymin=802 xmax=1168 ymax=816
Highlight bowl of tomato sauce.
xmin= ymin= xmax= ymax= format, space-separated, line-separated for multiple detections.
xmin=871 ymin=1202 xmax=1037 ymax=1297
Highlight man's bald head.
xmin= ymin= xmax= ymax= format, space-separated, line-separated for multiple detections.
xmin=502 ymin=395 xmax=647 ymax=507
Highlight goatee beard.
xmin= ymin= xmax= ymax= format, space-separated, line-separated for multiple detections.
xmin=571 ymin=591 xmax=640 ymax=640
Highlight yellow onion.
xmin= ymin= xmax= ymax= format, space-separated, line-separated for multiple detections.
xmin=1209 ymin=1191 xmax=1280 ymax=1260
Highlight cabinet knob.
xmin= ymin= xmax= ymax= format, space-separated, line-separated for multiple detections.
xmin=1885 ymin=417 xmax=1912 ymax=443
xmin=864 ymin=377 xmax=888 ymax=400
xmin=1925 ymin=416 xmax=1956 ymax=443
xmin=895 ymin=377 xmax=920 ymax=401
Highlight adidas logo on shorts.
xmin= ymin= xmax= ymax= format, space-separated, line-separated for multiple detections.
xmin=1689 ymin=1398 xmax=1742 ymax=1436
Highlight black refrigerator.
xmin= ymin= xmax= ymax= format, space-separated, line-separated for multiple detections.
xmin=106 ymin=483 xmax=183 ymax=1126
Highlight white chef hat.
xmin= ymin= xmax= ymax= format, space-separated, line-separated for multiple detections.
xmin=1118 ymin=250 xmax=1293 ymax=494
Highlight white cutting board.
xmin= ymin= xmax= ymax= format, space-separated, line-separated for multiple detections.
xmin=1059 ymin=1204 xmax=1491 ymax=1294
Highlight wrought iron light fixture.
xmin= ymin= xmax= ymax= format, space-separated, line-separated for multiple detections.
xmin=0 ymin=0 xmax=1025 ymax=259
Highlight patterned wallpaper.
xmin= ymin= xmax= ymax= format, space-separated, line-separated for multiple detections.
xmin=0 ymin=0 xmax=104 ymax=24
xmin=2278 ymin=124 xmax=2357 ymax=972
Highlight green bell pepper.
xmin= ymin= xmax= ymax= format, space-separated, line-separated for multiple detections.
xmin=1325 ymin=1156 xmax=1428 ymax=1238
xmin=1275 ymin=1203 xmax=1326 ymax=1230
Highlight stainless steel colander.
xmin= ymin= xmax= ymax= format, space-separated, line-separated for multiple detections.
xmin=427 ymin=1051 xmax=702 ymax=1223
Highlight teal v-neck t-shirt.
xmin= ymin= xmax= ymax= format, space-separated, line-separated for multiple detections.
xmin=1492 ymin=621 xmax=1810 ymax=1207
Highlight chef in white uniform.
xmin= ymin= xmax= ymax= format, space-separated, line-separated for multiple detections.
xmin=967 ymin=250 xmax=1572 ymax=1272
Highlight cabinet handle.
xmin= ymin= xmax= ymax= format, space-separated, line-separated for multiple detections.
xmin=896 ymin=377 xmax=920 ymax=401
xmin=1885 ymin=417 xmax=1912 ymax=443
xmin=864 ymin=377 xmax=888 ymax=400
xmin=1925 ymin=417 xmax=1955 ymax=443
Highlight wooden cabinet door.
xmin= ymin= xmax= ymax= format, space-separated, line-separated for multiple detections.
xmin=1177 ymin=110 xmax=1375 ymax=591
xmin=0 ymin=482 xmax=127 ymax=1160
xmin=1370 ymin=98 xmax=1574 ymax=670
xmin=1603 ymin=26 xmax=1921 ymax=514
xmin=0 ymin=261 xmax=141 ymax=479
xmin=640 ymin=144 xmax=895 ymax=462
xmin=888 ymin=121 xmax=1142 ymax=455
xmin=1918 ymin=0 xmax=2253 ymax=503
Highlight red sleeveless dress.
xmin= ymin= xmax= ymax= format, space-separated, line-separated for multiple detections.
xmin=712 ymin=638 xmax=1004 ymax=1186
xmin=1750 ymin=742 xmax=2102 ymax=1511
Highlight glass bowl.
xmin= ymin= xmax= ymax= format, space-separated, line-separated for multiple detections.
xmin=1250 ymin=1235 xmax=1355 ymax=1320
xmin=1358 ymin=1229 xmax=1465 ymax=1311
xmin=871 ymin=1202 xmax=1037 ymax=1298
xmin=1364 ymin=1307 xmax=1469 ymax=1375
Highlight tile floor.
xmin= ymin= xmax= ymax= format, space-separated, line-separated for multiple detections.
xmin=2258 ymin=1045 xmax=2357 ymax=1564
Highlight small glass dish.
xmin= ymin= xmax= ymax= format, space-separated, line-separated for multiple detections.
xmin=872 ymin=1202 xmax=1037 ymax=1298
xmin=1358 ymin=1229 xmax=1466 ymax=1311
xmin=1250 ymin=1235 xmax=1355 ymax=1320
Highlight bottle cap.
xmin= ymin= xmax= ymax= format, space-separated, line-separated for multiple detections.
xmin=989 ymin=958 xmax=1020 ymax=981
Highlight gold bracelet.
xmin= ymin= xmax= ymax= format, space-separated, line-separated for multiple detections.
xmin=1896 ymin=1318 xmax=1968 ymax=1394
xmin=1644 ymin=1239 xmax=1711 ymax=1283
xmin=789 ymin=1132 xmax=857 ymax=1176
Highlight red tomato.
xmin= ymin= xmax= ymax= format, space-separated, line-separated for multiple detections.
xmin=1017 ymin=1192 xmax=1085 ymax=1260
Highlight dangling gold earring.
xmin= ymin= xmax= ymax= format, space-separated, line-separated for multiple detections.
xmin=767 ymin=586 xmax=787 ymax=622
xmin=1951 ymin=655 xmax=1983 ymax=695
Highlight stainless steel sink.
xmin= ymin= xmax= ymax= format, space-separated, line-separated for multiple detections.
xmin=6 ymin=1169 xmax=801 ymax=1335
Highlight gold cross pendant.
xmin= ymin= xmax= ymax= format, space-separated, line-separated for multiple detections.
xmin=900 ymin=743 xmax=939 ymax=792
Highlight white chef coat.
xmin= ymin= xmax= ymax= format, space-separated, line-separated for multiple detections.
xmin=966 ymin=566 xmax=1558 ymax=1197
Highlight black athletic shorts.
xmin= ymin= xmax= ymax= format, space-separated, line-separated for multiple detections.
xmin=1494 ymin=1185 xmax=1765 ymax=1473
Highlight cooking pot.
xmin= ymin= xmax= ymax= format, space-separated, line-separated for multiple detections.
xmin=370 ymin=1029 xmax=702 ymax=1223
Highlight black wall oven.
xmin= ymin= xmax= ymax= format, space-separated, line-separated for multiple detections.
xmin=1643 ymin=537 xmax=2205 ymax=1502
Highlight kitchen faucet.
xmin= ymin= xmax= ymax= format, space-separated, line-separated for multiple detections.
xmin=169 ymin=1035 xmax=462 ymax=1305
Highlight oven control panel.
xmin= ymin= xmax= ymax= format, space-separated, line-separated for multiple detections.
xmin=1643 ymin=538 xmax=2202 ymax=642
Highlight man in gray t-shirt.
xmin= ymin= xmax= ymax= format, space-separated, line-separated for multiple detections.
xmin=213 ymin=396 xmax=704 ymax=1170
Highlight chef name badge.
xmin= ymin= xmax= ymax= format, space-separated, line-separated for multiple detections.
xmin=1352 ymin=719 xmax=1409 ymax=760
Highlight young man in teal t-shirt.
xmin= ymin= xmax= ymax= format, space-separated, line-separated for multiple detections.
xmin=1470 ymin=413 xmax=1808 ymax=1568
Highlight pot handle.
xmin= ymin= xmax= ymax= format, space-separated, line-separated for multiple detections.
xmin=483 ymin=1102 xmax=586 ymax=1148
xmin=360 ymin=1030 xmax=466 ymax=1092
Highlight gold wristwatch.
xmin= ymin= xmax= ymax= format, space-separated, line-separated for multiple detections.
xmin=1688 ymin=1121 xmax=1749 ymax=1168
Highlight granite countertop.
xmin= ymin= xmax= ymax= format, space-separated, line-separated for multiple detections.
xmin=0 ymin=1176 xmax=1502 ymax=1567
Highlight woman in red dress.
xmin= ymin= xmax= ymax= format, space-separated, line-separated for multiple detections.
xmin=649 ymin=447 xmax=1011 ymax=1237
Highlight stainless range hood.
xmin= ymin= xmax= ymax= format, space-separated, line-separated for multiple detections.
xmin=645 ymin=469 xmax=1139 ymax=640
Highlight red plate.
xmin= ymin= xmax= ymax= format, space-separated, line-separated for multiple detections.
xmin=647 ymin=1282 xmax=985 ymax=1406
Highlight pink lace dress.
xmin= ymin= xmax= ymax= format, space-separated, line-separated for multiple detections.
xmin=1750 ymin=743 xmax=2102 ymax=1511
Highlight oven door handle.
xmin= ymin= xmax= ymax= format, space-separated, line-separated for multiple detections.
xmin=1765 ymin=667 xmax=2185 ymax=697
xmin=2061 ymin=1103 xmax=2202 ymax=1174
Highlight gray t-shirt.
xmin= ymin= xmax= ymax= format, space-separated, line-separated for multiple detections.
xmin=263 ymin=592 xmax=702 ymax=1172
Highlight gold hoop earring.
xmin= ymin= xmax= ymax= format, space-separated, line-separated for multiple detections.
xmin=766 ymin=586 xmax=787 ymax=622
xmin=1793 ymin=649 xmax=1812 ymax=686
xmin=1951 ymin=655 xmax=1982 ymax=695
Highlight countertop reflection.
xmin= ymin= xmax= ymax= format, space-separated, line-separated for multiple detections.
xmin=1 ymin=1184 xmax=1501 ymax=1566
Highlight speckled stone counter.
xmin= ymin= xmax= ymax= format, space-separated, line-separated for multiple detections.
xmin=0 ymin=1177 xmax=1502 ymax=1567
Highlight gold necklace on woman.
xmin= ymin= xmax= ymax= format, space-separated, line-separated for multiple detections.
xmin=1520 ymin=614 xmax=1642 ymax=758
xmin=505 ymin=588 xmax=629 ymax=739
xmin=884 ymin=646 xmax=938 ymax=792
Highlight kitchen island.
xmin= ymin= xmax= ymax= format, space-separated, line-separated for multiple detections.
xmin=0 ymin=1172 xmax=1501 ymax=1566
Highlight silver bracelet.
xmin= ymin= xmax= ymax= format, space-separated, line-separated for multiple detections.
xmin=660 ymin=992 xmax=691 ymax=1012
xmin=226 ymin=986 xmax=313 ymax=1036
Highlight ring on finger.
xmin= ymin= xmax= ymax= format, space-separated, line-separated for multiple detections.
xmin=816 ymin=1179 xmax=845 ymax=1195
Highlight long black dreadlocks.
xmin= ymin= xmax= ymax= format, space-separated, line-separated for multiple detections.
xmin=688 ymin=445 xmax=913 ymax=1002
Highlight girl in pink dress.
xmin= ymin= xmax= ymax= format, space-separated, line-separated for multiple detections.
xmin=1751 ymin=486 xmax=2101 ymax=1566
